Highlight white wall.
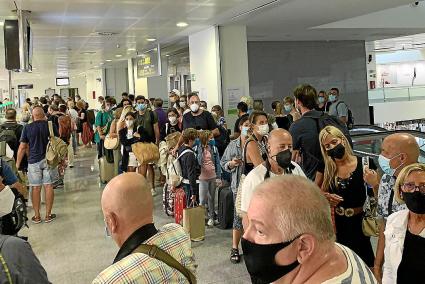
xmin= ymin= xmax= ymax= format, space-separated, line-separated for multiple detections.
xmin=371 ymin=100 xmax=425 ymax=123
xmin=377 ymin=61 xmax=425 ymax=87
xmin=189 ymin=26 xmax=222 ymax=108
xmin=219 ymin=25 xmax=251 ymax=131
xmin=147 ymin=57 xmax=168 ymax=101
xmin=85 ymin=69 xmax=104 ymax=108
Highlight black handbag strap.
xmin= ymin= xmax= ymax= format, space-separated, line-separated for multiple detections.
xmin=388 ymin=188 xmax=395 ymax=216
xmin=133 ymin=244 xmax=196 ymax=284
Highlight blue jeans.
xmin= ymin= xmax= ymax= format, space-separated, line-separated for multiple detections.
xmin=27 ymin=159 xmax=55 ymax=186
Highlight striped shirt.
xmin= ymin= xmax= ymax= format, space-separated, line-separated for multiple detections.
xmin=92 ymin=224 xmax=196 ymax=284
xmin=322 ymin=244 xmax=377 ymax=284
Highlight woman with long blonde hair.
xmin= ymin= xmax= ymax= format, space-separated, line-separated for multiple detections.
xmin=318 ymin=125 xmax=378 ymax=268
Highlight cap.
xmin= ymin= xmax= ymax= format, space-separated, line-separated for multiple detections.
xmin=171 ymin=89 xmax=181 ymax=96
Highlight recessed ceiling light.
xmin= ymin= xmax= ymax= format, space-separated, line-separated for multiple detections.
xmin=100 ymin=62 xmax=105 ymax=65
xmin=146 ymin=38 xmax=156 ymax=42
xmin=115 ymin=54 xmax=123 ymax=58
xmin=165 ymin=54 xmax=170 ymax=57
xmin=176 ymin=22 xmax=188 ymax=28
xmin=128 ymin=48 xmax=136 ymax=51
xmin=105 ymin=59 xmax=112 ymax=62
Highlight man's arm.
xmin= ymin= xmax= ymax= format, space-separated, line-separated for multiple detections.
xmin=153 ymin=123 xmax=160 ymax=145
xmin=337 ymin=103 xmax=348 ymax=124
xmin=16 ymin=143 xmax=28 ymax=169
xmin=211 ymin=128 xmax=220 ymax=137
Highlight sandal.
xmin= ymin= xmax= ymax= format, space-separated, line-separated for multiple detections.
xmin=31 ymin=216 xmax=42 ymax=224
xmin=230 ymin=248 xmax=241 ymax=264
xmin=45 ymin=214 xmax=57 ymax=223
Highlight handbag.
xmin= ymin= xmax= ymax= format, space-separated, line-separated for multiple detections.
xmin=361 ymin=157 xmax=379 ymax=237
xmin=131 ymin=142 xmax=160 ymax=164
xmin=104 ymin=135 xmax=119 ymax=150
xmin=235 ymin=139 xmax=252 ymax=218
xmin=183 ymin=201 xmax=205 ymax=242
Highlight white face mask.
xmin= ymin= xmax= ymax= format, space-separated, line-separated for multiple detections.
xmin=168 ymin=116 xmax=177 ymax=125
xmin=179 ymin=101 xmax=186 ymax=108
xmin=190 ymin=103 xmax=200 ymax=113
xmin=0 ymin=186 xmax=15 ymax=217
xmin=126 ymin=120 xmax=134 ymax=128
xmin=257 ymin=124 xmax=269 ymax=136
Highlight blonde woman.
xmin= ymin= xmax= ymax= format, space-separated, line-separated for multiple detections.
xmin=318 ymin=125 xmax=377 ymax=267
xmin=383 ymin=163 xmax=425 ymax=284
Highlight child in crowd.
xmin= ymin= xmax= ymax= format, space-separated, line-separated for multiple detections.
xmin=178 ymin=128 xmax=201 ymax=205
xmin=160 ymin=108 xmax=181 ymax=140
xmin=195 ymin=130 xmax=222 ymax=226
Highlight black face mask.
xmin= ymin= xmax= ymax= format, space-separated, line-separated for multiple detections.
xmin=403 ymin=191 xmax=425 ymax=214
xmin=241 ymin=237 xmax=300 ymax=283
xmin=327 ymin=143 xmax=346 ymax=160
xmin=273 ymin=149 xmax=293 ymax=170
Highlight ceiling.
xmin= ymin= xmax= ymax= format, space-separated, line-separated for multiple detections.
xmin=1 ymin=0 xmax=425 ymax=78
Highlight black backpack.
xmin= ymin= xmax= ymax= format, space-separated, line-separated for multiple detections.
xmin=0 ymin=160 xmax=28 ymax=236
xmin=215 ymin=125 xmax=230 ymax=156
xmin=0 ymin=124 xmax=19 ymax=151
xmin=304 ymin=111 xmax=353 ymax=147
xmin=336 ymin=101 xmax=354 ymax=130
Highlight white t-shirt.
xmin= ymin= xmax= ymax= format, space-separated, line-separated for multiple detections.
xmin=322 ymin=244 xmax=377 ymax=284
xmin=240 ymin=162 xmax=306 ymax=212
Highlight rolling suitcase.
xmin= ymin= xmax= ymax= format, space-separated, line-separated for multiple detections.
xmin=163 ymin=184 xmax=175 ymax=217
xmin=99 ymin=157 xmax=114 ymax=184
xmin=174 ymin=187 xmax=186 ymax=225
xmin=217 ymin=186 xmax=234 ymax=230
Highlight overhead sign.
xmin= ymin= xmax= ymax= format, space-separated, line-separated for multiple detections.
xmin=136 ymin=44 xmax=161 ymax=78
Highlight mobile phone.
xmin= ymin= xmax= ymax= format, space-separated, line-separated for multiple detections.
xmin=362 ymin=157 xmax=370 ymax=174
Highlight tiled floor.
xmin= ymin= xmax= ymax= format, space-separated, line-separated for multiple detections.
xmin=24 ymin=148 xmax=250 ymax=284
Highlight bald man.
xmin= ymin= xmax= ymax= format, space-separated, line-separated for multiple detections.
xmin=17 ymin=106 xmax=59 ymax=224
xmin=240 ymin=129 xmax=306 ymax=214
xmin=364 ymin=133 xmax=420 ymax=281
xmin=242 ymin=175 xmax=377 ymax=284
xmin=93 ymin=173 xmax=196 ymax=284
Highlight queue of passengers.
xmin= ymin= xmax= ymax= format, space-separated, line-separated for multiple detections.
xmin=0 ymin=84 xmax=424 ymax=284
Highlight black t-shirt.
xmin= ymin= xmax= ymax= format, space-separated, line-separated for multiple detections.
xmin=289 ymin=109 xmax=323 ymax=180
xmin=276 ymin=116 xmax=292 ymax=130
xmin=397 ymin=229 xmax=425 ymax=284
xmin=182 ymin=111 xmax=217 ymax=131
xmin=234 ymin=113 xmax=249 ymax=134
xmin=316 ymin=102 xmax=331 ymax=112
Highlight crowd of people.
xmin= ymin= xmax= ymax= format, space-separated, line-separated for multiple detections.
xmin=0 ymin=84 xmax=424 ymax=284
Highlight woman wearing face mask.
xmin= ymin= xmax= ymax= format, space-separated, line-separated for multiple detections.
xmin=316 ymin=90 xmax=330 ymax=112
xmin=283 ymin=96 xmax=301 ymax=125
xmin=220 ymin=116 xmax=251 ymax=264
xmin=160 ymin=108 xmax=181 ymax=141
xmin=318 ymin=126 xmax=377 ymax=268
xmin=245 ymin=111 xmax=269 ymax=165
xmin=383 ymin=163 xmax=425 ymax=284
xmin=194 ymin=130 xmax=222 ymax=227
xmin=119 ymin=112 xmax=143 ymax=173
xmin=179 ymin=95 xmax=190 ymax=116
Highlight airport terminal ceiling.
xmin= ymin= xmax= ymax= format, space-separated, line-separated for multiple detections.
xmin=0 ymin=0 xmax=425 ymax=77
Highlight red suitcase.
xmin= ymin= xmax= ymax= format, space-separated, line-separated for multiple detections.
xmin=174 ymin=187 xmax=186 ymax=225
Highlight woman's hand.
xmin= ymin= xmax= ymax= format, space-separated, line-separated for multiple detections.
xmin=133 ymin=133 xmax=140 ymax=138
xmin=109 ymin=133 xmax=118 ymax=139
xmin=229 ymin=158 xmax=242 ymax=169
xmin=324 ymin=192 xmax=343 ymax=207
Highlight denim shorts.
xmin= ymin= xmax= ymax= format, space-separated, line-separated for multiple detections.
xmin=28 ymin=159 xmax=55 ymax=186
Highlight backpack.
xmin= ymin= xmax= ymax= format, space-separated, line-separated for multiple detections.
xmin=336 ymin=101 xmax=354 ymax=130
xmin=215 ymin=125 xmax=230 ymax=156
xmin=86 ymin=110 xmax=95 ymax=125
xmin=58 ymin=115 xmax=72 ymax=142
xmin=167 ymin=149 xmax=194 ymax=187
xmin=0 ymin=160 xmax=27 ymax=235
xmin=46 ymin=121 xmax=68 ymax=168
xmin=0 ymin=124 xmax=19 ymax=151
xmin=304 ymin=111 xmax=353 ymax=147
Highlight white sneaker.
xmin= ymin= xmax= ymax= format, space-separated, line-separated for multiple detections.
xmin=207 ymin=219 xmax=214 ymax=227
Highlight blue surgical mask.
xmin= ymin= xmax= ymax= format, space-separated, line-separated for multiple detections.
xmin=136 ymin=103 xmax=146 ymax=111
xmin=329 ymin=95 xmax=337 ymax=102
xmin=208 ymin=139 xmax=216 ymax=146
xmin=241 ymin=126 xmax=249 ymax=136
xmin=378 ymin=154 xmax=402 ymax=176
xmin=284 ymin=105 xmax=292 ymax=112
xmin=318 ymin=97 xmax=325 ymax=104
xmin=194 ymin=138 xmax=200 ymax=146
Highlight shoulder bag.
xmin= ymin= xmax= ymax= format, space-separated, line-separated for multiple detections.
xmin=133 ymin=244 xmax=196 ymax=284
xmin=235 ymin=139 xmax=252 ymax=218
xmin=46 ymin=121 xmax=68 ymax=168
xmin=361 ymin=157 xmax=379 ymax=237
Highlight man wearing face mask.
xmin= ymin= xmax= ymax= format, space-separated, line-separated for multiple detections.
xmin=169 ymin=89 xmax=180 ymax=109
xmin=242 ymin=175 xmax=377 ymax=284
xmin=240 ymin=129 xmax=305 ymax=215
xmin=363 ymin=133 xmax=419 ymax=282
xmin=232 ymin=102 xmax=249 ymax=139
xmin=328 ymin=88 xmax=349 ymax=125
xmin=95 ymin=97 xmax=114 ymax=159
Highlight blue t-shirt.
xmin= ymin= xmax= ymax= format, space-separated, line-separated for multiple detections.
xmin=20 ymin=121 xmax=59 ymax=164
xmin=0 ymin=159 xmax=18 ymax=185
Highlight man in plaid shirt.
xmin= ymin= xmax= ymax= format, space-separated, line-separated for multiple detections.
xmin=93 ymin=173 xmax=197 ymax=284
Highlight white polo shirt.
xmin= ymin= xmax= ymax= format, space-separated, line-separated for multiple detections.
xmin=241 ymin=162 xmax=306 ymax=212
